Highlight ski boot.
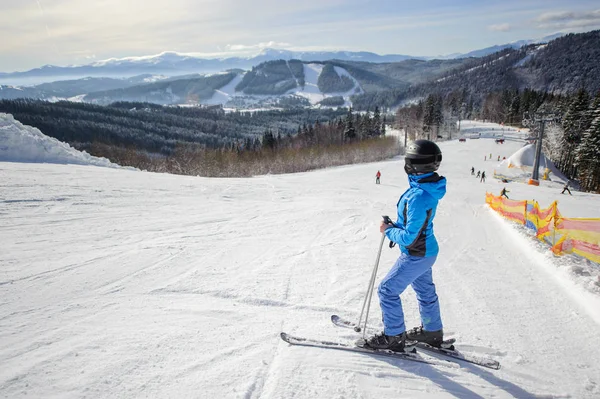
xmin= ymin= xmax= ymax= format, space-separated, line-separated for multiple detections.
xmin=406 ymin=326 xmax=443 ymax=348
xmin=362 ymin=332 xmax=407 ymax=352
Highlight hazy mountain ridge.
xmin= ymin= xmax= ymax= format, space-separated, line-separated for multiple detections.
xmin=0 ymin=75 xmax=166 ymax=101
xmin=83 ymin=73 xmax=237 ymax=105
xmin=0 ymin=33 xmax=565 ymax=84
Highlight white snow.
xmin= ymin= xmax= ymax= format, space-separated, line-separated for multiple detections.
xmin=499 ymin=143 xmax=569 ymax=182
xmin=293 ymin=63 xmax=362 ymax=106
xmin=91 ymin=51 xmax=194 ymax=67
xmin=1 ymin=119 xmax=600 ymax=398
xmin=142 ymin=75 xmax=169 ymax=83
xmin=0 ymin=113 xmax=125 ymax=168
xmin=204 ymin=73 xmax=245 ymax=105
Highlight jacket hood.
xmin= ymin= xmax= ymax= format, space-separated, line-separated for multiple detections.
xmin=408 ymin=172 xmax=446 ymax=200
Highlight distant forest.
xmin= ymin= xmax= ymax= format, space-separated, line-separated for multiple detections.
xmin=0 ymin=99 xmax=346 ymax=154
xmin=235 ymin=60 xmax=305 ymax=95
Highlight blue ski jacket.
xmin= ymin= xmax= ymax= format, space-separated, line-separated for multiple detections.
xmin=385 ymin=172 xmax=446 ymax=257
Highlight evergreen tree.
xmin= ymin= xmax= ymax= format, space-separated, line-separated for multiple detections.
xmin=373 ymin=106 xmax=382 ymax=136
xmin=313 ymin=119 xmax=321 ymax=145
xmin=344 ymin=108 xmax=356 ymax=140
xmin=355 ymin=113 xmax=364 ymax=139
xmin=307 ymin=123 xmax=315 ymax=144
xmin=336 ymin=118 xmax=345 ymax=143
xmin=262 ymin=130 xmax=276 ymax=149
xmin=433 ymin=94 xmax=444 ymax=136
xmin=423 ymin=95 xmax=435 ymax=139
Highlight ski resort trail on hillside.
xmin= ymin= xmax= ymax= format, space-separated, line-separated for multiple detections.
xmin=1 ymin=120 xmax=600 ymax=398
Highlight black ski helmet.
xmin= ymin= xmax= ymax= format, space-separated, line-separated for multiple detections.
xmin=404 ymin=139 xmax=442 ymax=174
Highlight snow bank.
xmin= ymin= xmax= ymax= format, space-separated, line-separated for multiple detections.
xmin=0 ymin=113 xmax=125 ymax=168
xmin=499 ymin=143 xmax=568 ymax=182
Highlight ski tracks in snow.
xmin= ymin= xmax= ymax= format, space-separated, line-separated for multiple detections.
xmin=3 ymin=133 xmax=600 ymax=398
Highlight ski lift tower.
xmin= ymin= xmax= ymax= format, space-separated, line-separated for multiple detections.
xmin=523 ymin=111 xmax=557 ymax=186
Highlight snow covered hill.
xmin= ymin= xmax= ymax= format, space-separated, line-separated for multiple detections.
xmin=204 ymin=63 xmax=362 ymax=108
xmin=1 ymin=121 xmax=600 ymax=398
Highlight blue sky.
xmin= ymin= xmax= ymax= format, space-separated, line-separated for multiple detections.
xmin=0 ymin=0 xmax=599 ymax=71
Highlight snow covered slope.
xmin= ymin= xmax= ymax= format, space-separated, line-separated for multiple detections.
xmin=203 ymin=63 xmax=362 ymax=107
xmin=294 ymin=63 xmax=363 ymax=106
xmin=1 ymin=121 xmax=600 ymax=398
xmin=0 ymin=113 xmax=123 ymax=168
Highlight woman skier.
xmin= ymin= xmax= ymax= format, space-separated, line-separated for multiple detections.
xmin=364 ymin=140 xmax=446 ymax=352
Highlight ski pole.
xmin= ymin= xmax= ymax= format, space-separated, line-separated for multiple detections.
xmin=355 ymin=232 xmax=384 ymax=333
xmin=360 ymin=232 xmax=385 ymax=340
xmin=355 ymin=216 xmax=392 ymax=338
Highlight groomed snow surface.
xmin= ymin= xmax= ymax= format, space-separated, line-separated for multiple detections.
xmin=2 ymin=118 xmax=600 ymax=398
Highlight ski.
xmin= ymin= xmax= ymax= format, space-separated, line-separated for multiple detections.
xmin=330 ymin=315 xmax=501 ymax=370
xmin=280 ymin=332 xmax=440 ymax=366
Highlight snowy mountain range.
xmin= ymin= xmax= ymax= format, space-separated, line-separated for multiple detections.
xmin=3 ymin=31 xmax=596 ymax=110
xmin=0 ymin=33 xmax=564 ymax=85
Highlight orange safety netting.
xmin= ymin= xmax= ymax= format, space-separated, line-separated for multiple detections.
xmin=486 ymin=193 xmax=600 ymax=265
xmin=485 ymin=193 xmax=526 ymax=224
xmin=552 ymin=217 xmax=600 ymax=264
xmin=525 ymin=200 xmax=559 ymax=240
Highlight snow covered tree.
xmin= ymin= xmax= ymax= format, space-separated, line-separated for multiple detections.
xmin=422 ymin=94 xmax=443 ymax=139
xmin=559 ymin=89 xmax=590 ymax=179
xmin=577 ymin=95 xmax=600 ymax=192
xmin=541 ymin=122 xmax=565 ymax=165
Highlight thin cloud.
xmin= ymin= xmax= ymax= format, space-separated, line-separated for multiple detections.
xmin=488 ymin=23 xmax=511 ymax=32
xmin=225 ymin=42 xmax=291 ymax=52
xmin=535 ymin=9 xmax=600 ymax=29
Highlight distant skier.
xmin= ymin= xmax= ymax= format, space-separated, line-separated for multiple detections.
xmin=476 ymin=170 xmax=481 ymax=178
xmin=489 ymin=153 xmax=492 ymax=159
xmin=500 ymin=187 xmax=509 ymax=198
xmin=376 ymin=170 xmax=381 ymax=185
xmin=364 ymin=140 xmax=446 ymax=352
xmin=497 ymin=155 xmax=500 ymax=161
xmin=484 ymin=155 xmax=487 ymax=161
xmin=471 ymin=166 xmax=475 ymax=175
xmin=561 ymin=182 xmax=572 ymax=195
xmin=480 ymin=171 xmax=486 ymax=183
